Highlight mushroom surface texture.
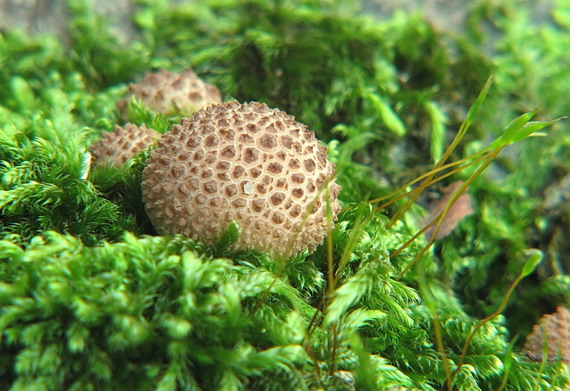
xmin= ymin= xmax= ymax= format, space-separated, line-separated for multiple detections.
xmin=91 ymin=123 xmax=161 ymax=167
xmin=141 ymin=101 xmax=341 ymax=257
xmin=523 ymin=306 xmax=570 ymax=364
xmin=118 ymin=69 xmax=222 ymax=116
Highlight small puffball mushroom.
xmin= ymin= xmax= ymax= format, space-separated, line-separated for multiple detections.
xmin=118 ymin=69 xmax=222 ymax=116
xmin=523 ymin=306 xmax=570 ymax=364
xmin=91 ymin=123 xmax=161 ymax=167
xmin=142 ymin=101 xmax=341 ymax=257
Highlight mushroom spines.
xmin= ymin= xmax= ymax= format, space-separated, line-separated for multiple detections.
xmin=142 ymin=101 xmax=341 ymax=257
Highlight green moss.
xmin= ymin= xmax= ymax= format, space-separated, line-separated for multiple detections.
xmin=1 ymin=0 xmax=570 ymax=389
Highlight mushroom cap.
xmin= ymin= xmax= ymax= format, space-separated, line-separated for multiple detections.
xmin=141 ymin=101 xmax=341 ymax=257
xmin=523 ymin=306 xmax=570 ymax=364
xmin=91 ymin=123 xmax=161 ymax=167
xmin=118 ymin=69 xmax=222 ymax=116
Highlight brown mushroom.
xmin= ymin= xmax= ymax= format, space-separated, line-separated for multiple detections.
xmin=141 ymin=101 xmax=341 ymax=257
xmin=91 ymin=123 xmax=161 ymax=167
xmin=523 ymin=306 xmax=570 ymax=364
xmin=118 ymin=69 xmax=222 ymax=117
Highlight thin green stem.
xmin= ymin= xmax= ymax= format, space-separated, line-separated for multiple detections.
xmin=254 ymin=174 xmax=336 ymax=313
xmin=453 ymin=265 xmax=525 ymax=379
xmin=326 ymin=184 xmax=335 ymax=296
xmin=386 ymin=75 xmax=494 ymax=228
xmin=417 ymin=267 xmax=453 ymax=391
xmin=396 ymin=147 xmax=502 ymax=279
xmin=369 ymin=148 xmax=491 ymax=208
xmin=371 ymin=149 xmax=492 ymax=222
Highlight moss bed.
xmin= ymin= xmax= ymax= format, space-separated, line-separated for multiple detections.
xmin=1 ymin=0 xmax=570 ymax=390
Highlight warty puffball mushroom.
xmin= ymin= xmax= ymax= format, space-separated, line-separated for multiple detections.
xmin=141 ymin=101 xmax=341 ymax=257
xmin=523 ymin=306 xmax=570 ymax=364
xmin=91 ymin=123 xmax=161 ymax=167
xmin=118 ymin=69 xmax=222 ymax=117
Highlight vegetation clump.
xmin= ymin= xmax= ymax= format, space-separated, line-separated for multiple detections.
xmin=1 ymin=0 xmax=570 ymax=389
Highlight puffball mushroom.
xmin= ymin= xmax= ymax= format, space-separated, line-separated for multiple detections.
xmin=523 ymin=306 xmax=570 ymax=364
xmin=142 ymin=101 xmax=341 ymax=257
xmin=118 ymin=69 xmax=222 ymax=117
xmin=91 ymin=123 xmax=161 ymax=167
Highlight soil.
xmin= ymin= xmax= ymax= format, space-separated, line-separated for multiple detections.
xmin=0 ymin=1 xmax=554 ymax=44
xmin=0 ymin=0 xmax=477 ymax=41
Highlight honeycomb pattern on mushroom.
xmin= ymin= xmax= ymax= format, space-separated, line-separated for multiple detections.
xmin=142 ymin=101 xmax=341 ymax=257
xmin=118 ymin=69 xmax=222 ymax=116
xmin=91 ymin=123 xmax=161 ymax=167
xmin=523 ymin=306 xmax=570 ymax=364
